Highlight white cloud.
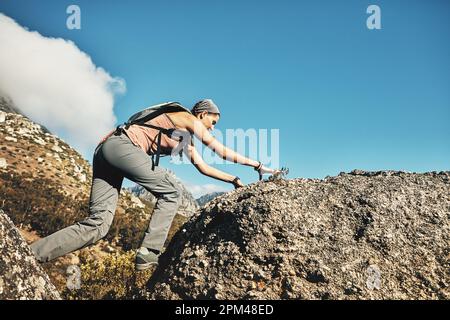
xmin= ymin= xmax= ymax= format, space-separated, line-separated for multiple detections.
xmin=0 ymin=13 xmax=125 ymax=156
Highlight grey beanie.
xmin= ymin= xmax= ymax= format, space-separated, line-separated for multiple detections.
xmin=191 ymin=99 xmax=220 ymax=115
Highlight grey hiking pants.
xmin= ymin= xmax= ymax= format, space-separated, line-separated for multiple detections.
xmin=31 ymin=133 xmax=182 ymax=262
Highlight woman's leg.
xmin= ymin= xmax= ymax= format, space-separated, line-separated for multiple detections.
xmin=100 ymin=134 xmax=182 ymax=254
xmin=31 ymin=139 xmax=124 ymax=262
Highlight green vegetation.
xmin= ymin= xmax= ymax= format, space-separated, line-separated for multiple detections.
xmin=62 ymin=250 xmax=152 ymax=300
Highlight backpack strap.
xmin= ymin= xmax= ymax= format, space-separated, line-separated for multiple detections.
xmin=136 ymin=123 xmax=183 ymax=170
xmin=153 ymin=130 xmax=162 ymax=170
xmin=137 ymin=123 xmax=176 ymax=136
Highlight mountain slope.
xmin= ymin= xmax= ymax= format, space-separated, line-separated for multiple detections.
xmin=196 ymin=191 xmax=225 ymax=207
xmin=0 ymin=96 xmax=21 ymax=114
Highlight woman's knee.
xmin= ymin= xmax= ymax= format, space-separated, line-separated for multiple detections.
xmin=156 ymin=173 xmax=183 ymax=201
xmin=97 ymin=222 xmax=112 ymax=240
xmin=80 ymin=211 xmax=114 ymax=239
xmin=168 ymin=182 xmax=183 ymax=205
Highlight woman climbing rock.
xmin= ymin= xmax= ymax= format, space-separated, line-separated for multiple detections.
xmin=31 ymin=99 xmax=279 ymax=270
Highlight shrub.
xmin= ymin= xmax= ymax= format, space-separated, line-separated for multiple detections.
xmin=62 ymin=251 xmax=152 ymax=300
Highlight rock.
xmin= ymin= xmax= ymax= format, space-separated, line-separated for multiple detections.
xmin=33 ymin=137 xmax=47 ymax=146
xmin=77 ymin=173 xmax=87 ymax=183
xmin=0 ymin=209 xmax=61 ymax=299
xmin=0 ymin=111 xmax=6 ymax=123
xmin=130 ymin=195 xmax=145 ymax=209
xmin=51 ymin=145 xmax=63 ymax=153
xmin=148 ymin=171 xmax=450 ymax=300
xmin=0 ymin=158 xmax=7 ymax=169
xmin=5 ymin=136 xmax=17 ymax=143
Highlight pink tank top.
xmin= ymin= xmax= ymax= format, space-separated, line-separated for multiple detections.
xmin=123 ymin=113 xmax=186 ymax=155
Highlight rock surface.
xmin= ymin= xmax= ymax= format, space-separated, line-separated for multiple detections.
xmin=148 ymin=170 xmax=450 ymax=299
xmin=0 ymin=209 xmax=61 ymax=300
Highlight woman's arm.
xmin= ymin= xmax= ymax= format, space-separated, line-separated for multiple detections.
xmin=183 ymin=114 xmax=260 ymax=168
xmin=184 ymin=143 xmax=244 ymax=187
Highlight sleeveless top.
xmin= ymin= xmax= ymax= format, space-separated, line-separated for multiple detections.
xmin=123 ymin=113 xmax=186 ymax=155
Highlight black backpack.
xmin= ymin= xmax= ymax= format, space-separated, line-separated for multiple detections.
xmin=116 ymin=101 xmax=192 ymax=169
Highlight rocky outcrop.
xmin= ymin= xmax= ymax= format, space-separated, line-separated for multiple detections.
xmin=0 ymin=209 xmax=61 ymax=300
xmin=0 ymin=96 xmax=51 ymax=133
xmin=148 ymin=170 xmax=450 ymax=300
xmin=0 ymin=110 xmax=91 ymax=197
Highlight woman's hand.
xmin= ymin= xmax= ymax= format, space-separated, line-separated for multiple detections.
xmin=231 ymin=177 xmax=244 ymax=189
xmin=259 ymin=165 xmax=278 ymax=175
xmin=254 ymin=162 xmax=282 ymax=180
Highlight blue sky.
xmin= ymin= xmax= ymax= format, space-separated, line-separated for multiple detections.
xmin=1 ymin=0 xmax=449 ymax=196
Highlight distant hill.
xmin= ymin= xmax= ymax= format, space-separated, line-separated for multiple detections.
xmin=196 ymin=191 xmax=226 ymax=207
xmin=0 ymin=96 xmax=21 ymax=114
xmin=0 ymin=96 xmax=51 ymax=134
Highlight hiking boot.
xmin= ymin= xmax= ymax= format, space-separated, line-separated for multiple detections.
xmin=135 ymin=249 xmax=160 ymax=271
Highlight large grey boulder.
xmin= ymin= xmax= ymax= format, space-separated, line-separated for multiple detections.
xmin=0 ymin=210 xmax=61 ymax=300
xmin=148 ymin=170 xmax=450 ymax=300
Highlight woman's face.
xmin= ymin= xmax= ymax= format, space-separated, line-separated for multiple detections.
xmin=197 ymin=112 xmax=220 ymax=131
